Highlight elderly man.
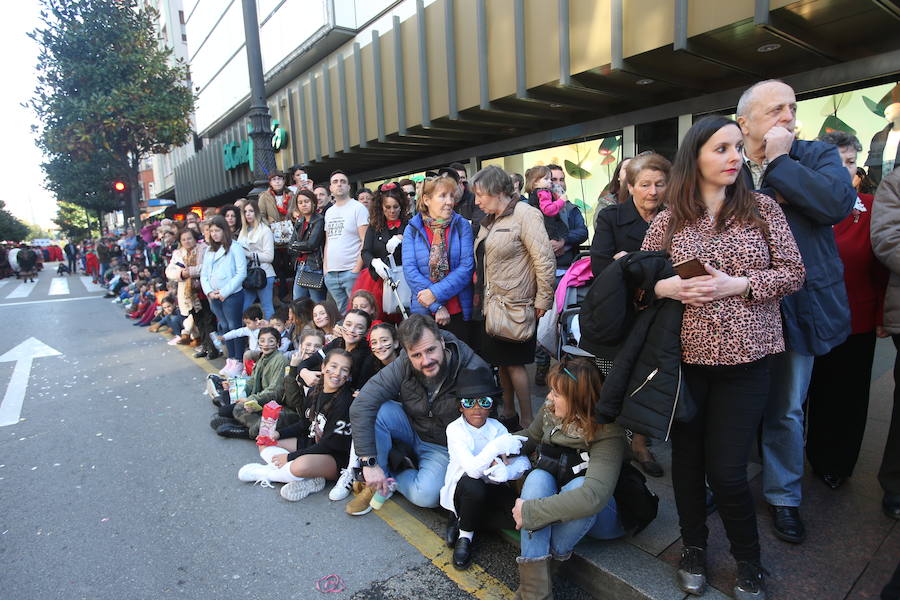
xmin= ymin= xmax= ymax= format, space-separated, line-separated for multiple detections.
xmin=737 ymin=79 xmax=854 ymax=544
xmin=349 ymin=314 xmax=496 ymax=513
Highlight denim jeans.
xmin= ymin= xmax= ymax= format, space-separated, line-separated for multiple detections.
xmin=762 ymin=350 xmax=815 ymax=507
xmin=519 ymin=469 xmax=624 ymax=560
xmin=325 ymin=270 xmax=359 ymax=313
xmin=242 ymin=276 xmax=275 ymax=319
xmin=158 ymin=313 xmax=185 ymax=333
xmin=209 ymin=291 xmax=245 ymax=358
xmin=373 ymin=401 xmax=450 ymax=508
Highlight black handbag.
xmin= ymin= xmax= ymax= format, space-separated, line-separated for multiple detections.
xmin=294 ymin=261 xmax=324 ymax=290
xmin=242 ymin=253 xmax=266 ymax=290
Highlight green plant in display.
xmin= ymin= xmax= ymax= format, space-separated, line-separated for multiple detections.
xmin=817 ymin=92 xmax=856 ymax=137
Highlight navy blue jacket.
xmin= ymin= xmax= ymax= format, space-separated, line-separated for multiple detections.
xmin=557 ymin=202 xmax=589 ymax=269
xmin=741 ymin=139 xmax=854 ymax=356
xmin=402 ymin=212 xmax=475 ymax=320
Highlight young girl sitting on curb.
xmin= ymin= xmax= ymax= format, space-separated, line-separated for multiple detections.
xmin=237 ymin=349 xmax=355 ymax=502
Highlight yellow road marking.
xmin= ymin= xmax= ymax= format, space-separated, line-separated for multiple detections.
xmin=374 ymin=501 xmax=515 ymax=599
xmin=157 ymin=331 xmax=513 ymax=598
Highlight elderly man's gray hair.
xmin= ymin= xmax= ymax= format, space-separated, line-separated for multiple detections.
xmin=735 ymin=79 xmax=788 ymax=118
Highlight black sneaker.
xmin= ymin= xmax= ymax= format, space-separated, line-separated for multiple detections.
xmin=676 ymin=546 xmax=707 ymax=596
xmin=734 ymin=561 xmax=766 ymax=600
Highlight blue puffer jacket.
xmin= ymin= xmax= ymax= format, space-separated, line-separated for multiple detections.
xmin=741 ymin=139 xmax=854 ymax=356
xmin=402 ymin=212 xmax=475 ymax=320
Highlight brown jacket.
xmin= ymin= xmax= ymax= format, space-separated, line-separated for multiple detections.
xmin=474 ymin=199 xmax=556 ymax=313
xmin=871 ymin=168 xmax=900 ymax=333
xmin=258 ymin=189 xmax=295 ymax=225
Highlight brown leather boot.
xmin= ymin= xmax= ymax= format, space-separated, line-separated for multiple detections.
xmin=514 ymin=558 xmax=553 ymax=600
xmin=176 ymin=334 xmax=191 ymax=345
xmin=189 ymin=338 xmax=201 ymax=347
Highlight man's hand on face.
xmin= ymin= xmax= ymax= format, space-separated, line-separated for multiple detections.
xmin=763 ymin=126 xmax=794 ymax=163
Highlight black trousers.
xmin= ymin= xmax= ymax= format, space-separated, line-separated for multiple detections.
xmin=673 ymin=357 xmax=770 ymax=563
xmin=807 ymin=331 xmax=876 ymax=478
xmin=272 ymin=247 xmax=293 ymax=301
xmin=67 ymin=255 xmax=77 ymax=273
xmin=453 ymin=475 xmax=517 ymax=533
xmin=880 ymin=335 xmax=900 ymax=497
xmin=439 ymin=312 xmax=474 ymax=351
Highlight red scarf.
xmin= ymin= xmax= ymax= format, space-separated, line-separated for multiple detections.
xmin=272 ymin=189 xmax=292 ymax=215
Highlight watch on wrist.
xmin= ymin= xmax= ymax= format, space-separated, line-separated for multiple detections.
xmin=360 ymin=456 xmax=378 ymax=467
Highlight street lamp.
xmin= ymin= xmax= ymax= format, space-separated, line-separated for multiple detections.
xmin=241 ymin=0 xmax=276 ymax=201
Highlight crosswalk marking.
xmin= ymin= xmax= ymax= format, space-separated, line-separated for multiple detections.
xmin=48 ymin=278 xmax=70 ymax=296
xmin=6 ymin=281 xmax=36 ymax=299
xmin=80 ymin=276 xmax=104 ymax=293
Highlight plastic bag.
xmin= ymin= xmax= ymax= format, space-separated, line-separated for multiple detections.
xmin=256 ymin=401 xmax=283 ymax=447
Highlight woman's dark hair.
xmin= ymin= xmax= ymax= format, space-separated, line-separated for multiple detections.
xmin=600 ymin=160 xmax=626 ymax=199
xmin=206 ymin=216 xmax=233 ymax=252
xmin=257 ymin=326 xmax=280 ymax=344
xmin=370 ymin=322 xmax=397 ymax=347
xmin=662 ymin=115 xmax=767 ymax=249
xmin=295 ymin=189 xmax=317 ymax=216
xmin=313 ymin=299 xmax=341 ymax=331
xmin=178 ymin=226 xmax=201 ymax=244
xmin=344 ymin=308 xmax=373 ymax=332
xmin=855 ymin=167 xmax=877 ymax=195
xmin=291 ymin=298 xmax=315 ymax=327
xmin=240 ymin=198 xmax=262 ymax=231
xmin=314 ymin=348 xmax=354 ymax=396
xmin=219 ymin=204 xmax=242 ymax=234
xmin=369 ymin=185 xmax=408 ymax=230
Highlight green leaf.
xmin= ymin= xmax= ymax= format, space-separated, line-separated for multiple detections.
xmin=564 ymin=159 xmax=591 ymax=180
xmin=862 ymin=95 xmax=885 ymax=117
xmin=598 ymin=136 xmax=620 ymax=156
xmin=817 ymin=114 xmax=856 ymax=138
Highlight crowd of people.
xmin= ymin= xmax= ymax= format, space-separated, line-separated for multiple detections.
xmin=79 ymin=78 xmax=899 ymax=600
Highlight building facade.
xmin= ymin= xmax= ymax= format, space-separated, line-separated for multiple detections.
xmin=167 ymin=0 xmax=900 ymax=221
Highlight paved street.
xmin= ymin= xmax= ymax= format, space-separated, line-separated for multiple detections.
xmin=0 ymin=266 xmax=593 ymax=600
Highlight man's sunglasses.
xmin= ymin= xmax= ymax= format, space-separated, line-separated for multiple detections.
xmin=460 ymin=397 xmax=493 ymax=409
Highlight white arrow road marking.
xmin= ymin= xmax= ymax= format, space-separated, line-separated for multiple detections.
xmin=48 ymin=278 xmax=69 ymax=296
xmin=6 ymin=281 xmax=36 ymax=299
xmin=79 ymin=276 xmax=104 ymax=293
xmin=0 ymin=338 xmax=62 ymax=426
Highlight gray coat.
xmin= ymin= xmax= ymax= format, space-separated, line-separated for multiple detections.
xmin=349 ymin=331 xmax=492 ymax=457
xmin=871 ymin=169 xmax=900 ymax=334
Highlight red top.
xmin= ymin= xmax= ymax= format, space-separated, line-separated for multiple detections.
xmin=423 ymin=225 xmax=462 ymax=316
xmin=833 ymin=193 xmax=887 ymax=334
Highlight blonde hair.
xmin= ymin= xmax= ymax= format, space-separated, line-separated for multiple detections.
xmin=523 ymin=165 xmax=550 ymax=193
xmin=417 ymin=177 xmax=458 ymax=214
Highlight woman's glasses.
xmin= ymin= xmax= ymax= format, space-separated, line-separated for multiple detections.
xmin=460 ymin=397 xmax=493 ymax=409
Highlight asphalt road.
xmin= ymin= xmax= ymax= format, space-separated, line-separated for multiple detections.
xmin=0 ymin=266 xmax=592 ymax=600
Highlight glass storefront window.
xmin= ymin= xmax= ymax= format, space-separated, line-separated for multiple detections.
xmin=482 ymin=135 xmax=622 ymax=235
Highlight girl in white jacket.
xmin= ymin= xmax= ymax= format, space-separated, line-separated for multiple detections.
xmin=440 ymin=370 xmax=531 ymax=570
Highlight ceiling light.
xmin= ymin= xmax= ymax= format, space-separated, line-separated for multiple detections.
xmin=757 ymin=43 xmax=781 ymax=53
xmin=636 ymin=78 xmax=654 ymax=85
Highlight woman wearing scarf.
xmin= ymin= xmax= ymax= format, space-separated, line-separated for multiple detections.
xmin=165 ymin=227 xmax=215 ymax=356
xmin=403 ymin=176 xmax=475 ymax=347
xmin=355 ymin=183 xmax=409 ymax=318
xmin=258 ymin=171 xmax=295 ymax=305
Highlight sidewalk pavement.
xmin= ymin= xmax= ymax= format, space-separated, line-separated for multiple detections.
xmin=550 ymin=337 xmax=897 ymax=600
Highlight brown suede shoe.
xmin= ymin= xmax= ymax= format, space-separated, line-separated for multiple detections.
xmin=176 ymin=334 xmax=191 ymax=345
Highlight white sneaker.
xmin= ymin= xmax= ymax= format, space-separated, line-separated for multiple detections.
xmin=167 ymin=336 xmax=180 ymax=346
xmin=280 ymin=477 xmax=325 ymax=501
xmin=219 ymin=359 xmax=234 ymax=376
xmin=329 ymin=468 xmax=355 ymax=501
xmin=237 ymin=463 xmax=276 ymax=487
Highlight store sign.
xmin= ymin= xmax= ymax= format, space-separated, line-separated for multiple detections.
xmin=222 ymin=120 xmax=287 ymax=171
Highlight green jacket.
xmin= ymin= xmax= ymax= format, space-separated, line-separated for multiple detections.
xmin=245 ymin=350 xmax=287 ymax=405
xmin=518 ymin=405 xmax=626 ymax=532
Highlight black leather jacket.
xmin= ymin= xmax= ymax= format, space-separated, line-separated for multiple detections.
xmin=288 ymin=214 xmax=325 ymax=271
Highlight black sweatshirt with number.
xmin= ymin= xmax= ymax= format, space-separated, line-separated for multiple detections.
xmin=277 ymin=386 xmax=354 ymax=461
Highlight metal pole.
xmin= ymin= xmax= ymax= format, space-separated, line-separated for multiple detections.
xmin=242 ymin=0 xmax=276 ymax=201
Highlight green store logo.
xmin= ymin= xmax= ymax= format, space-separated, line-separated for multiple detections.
xmin=223 ymin=120 xmax=288 ymax=171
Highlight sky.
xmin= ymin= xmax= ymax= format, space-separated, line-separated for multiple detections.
xmin=0 ymin=2 xmax=56 ymax=230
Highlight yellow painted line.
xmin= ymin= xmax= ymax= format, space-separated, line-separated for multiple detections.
xmin=153 ymin=330 xmax=219 ymax=374
xmin=160 ymin=328 xmax=512 ymax=598
xmin=373 ymin=500 xmax=515 ymax=599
